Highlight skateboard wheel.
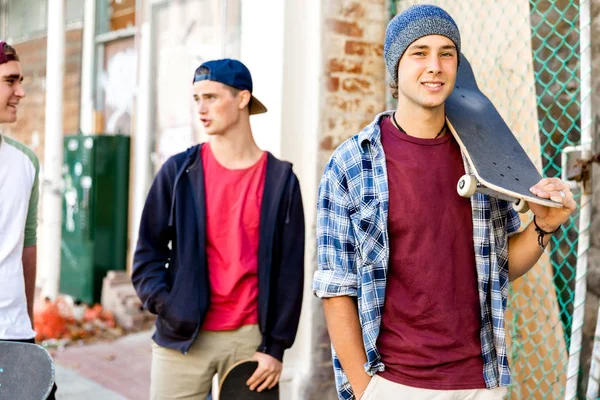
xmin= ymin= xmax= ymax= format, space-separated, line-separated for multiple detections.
xmin=457 ymin=175 xmax=477 ymax=198
xmin=514 ymin=199 xmax=529 ymax=213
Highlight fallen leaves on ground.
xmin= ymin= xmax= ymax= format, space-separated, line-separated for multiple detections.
xmin=34 ymin=297 xmax=125 ymax=348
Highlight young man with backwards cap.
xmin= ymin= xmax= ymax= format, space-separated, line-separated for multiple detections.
xmin=133 ymin=59 xmax=305 ymax=399
xmin=314 ymin=4 xmax=575 ymax=399
xmin=0 ymin=41 xmax=57 ymax=399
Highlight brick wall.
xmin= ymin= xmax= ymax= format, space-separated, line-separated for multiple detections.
xmin=302 ymin=1 xmax=388 ymax=399
xmin=3 ymin=29 xmax=83 ymax=163
xmin=318 ymin=0 xmax=388 ymax=169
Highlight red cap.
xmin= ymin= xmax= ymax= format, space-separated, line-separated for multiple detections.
xmin=0 ymin=41 xmax=18 ymax=65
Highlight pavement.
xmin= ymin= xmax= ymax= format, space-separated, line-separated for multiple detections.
xmin=51 ymin=330 xmax=153 ymax=400
xmin=49 ymin=327 xmax=295 ymax=399
xmin=54 ymin=365 xmax=127 ymax=400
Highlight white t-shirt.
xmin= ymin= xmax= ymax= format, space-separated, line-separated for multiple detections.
xmin=0 ymin=134 xmax=39 ymax=339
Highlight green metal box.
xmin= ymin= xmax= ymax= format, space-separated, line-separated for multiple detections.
xmin=60 ymin=135 xmax=130 ymax=304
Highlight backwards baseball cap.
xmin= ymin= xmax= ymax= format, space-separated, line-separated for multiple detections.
xmin=193 ymin=58 xmax=267 ymax=115
xmin=384 ymin=4 xmax=461 ymax=85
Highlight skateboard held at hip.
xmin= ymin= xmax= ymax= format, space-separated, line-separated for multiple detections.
xmin=219 ymin=360 xmax=279 ymax=400
xmin=445 ymin=54 xmax=562 ymax=213
xmin=0 ymin=341 xmax=55 ymax=400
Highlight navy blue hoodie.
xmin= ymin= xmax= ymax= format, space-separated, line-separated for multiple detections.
xmin=132 ymin=144 xmax=305 ymax=361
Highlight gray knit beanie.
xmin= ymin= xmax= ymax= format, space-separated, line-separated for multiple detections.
xmin=384 ymin=4 xmax=461 ymax=85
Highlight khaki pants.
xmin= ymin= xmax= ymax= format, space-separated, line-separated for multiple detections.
xmin=362 ymin=375 xmax=508 ymax=400
xmin=150 ymin=324 xmax=262 ymax=400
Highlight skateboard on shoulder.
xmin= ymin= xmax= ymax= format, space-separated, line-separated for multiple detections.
xmin=0 ymin=341 xmax=55 ymax=400
xmin=445 ymin=54 xmax=562 ymax=213
xmin=219 ymin=359 xmax=279 ymax=400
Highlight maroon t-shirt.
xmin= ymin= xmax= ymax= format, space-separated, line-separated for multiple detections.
xmin=376 ymin=116 xmax=486 ymax=390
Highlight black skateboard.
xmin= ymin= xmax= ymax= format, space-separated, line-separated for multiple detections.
xmin=0 ymin=341 xmax=55 ymax=400
xmin=445 ymin=54 xmax=562 ymax=212
xmin=219 ymin=360 xmax=279 ymax=400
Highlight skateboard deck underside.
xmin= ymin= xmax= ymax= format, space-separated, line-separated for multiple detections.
xmin=446 ymin=56 xmax=560 ymax=208
xmin=219 ymin=360 xmax=279 ymax=400
xmin=0 ymin=342 xmax=55 ymax=400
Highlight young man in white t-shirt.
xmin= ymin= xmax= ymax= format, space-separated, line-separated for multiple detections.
xmin=0 ymin=41 xmax=56 ymax=399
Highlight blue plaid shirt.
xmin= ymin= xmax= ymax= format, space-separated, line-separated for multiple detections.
xmin=313 ymin=111 xmax=522 ymax=400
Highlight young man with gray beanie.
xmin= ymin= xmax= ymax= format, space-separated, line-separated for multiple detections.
xmin=314 ymin=4 xmax=575 ymax=400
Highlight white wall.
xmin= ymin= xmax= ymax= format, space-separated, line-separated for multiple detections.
xmin=279 ymin=0 xmax=323 ymax=396
xmin=241 ymin=0 xmax=323 ymax=397
xmin=240 ymin=0 xmax=286 ymax=157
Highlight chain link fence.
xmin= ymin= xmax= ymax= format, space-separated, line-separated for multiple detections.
xmin=392 ymin=1 xmax=593 ymax=398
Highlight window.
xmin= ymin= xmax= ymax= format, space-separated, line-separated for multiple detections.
xmin=66 ymin=0 xmax=85 ymax=26
xmin=2 ymin=0 xmax=84 ymax=42
xmin=151 ymin=0 xmax=241 ymax=169
xmin=5 ymin=0 xmax=47 ymax=39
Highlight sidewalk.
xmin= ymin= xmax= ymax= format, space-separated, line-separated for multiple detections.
xmin=50 ymin=328 xmax=297 ymax=399
xmin=55 ymin=365 xmax=127 ymax=400
xmin=51 ymin=330 xmax=153 ymax=400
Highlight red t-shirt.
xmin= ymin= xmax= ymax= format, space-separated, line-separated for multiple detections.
xmin=376 ymin=116 xmax=486 ymax=389
xmin=201 ymin=144 xmax=267 ymax=331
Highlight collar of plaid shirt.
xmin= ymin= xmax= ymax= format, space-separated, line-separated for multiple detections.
xmin=313 ymin=111 xmax=522 ymax=399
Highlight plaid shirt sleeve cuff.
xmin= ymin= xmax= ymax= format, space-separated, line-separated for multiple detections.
xmin=312 ymin=269 xmax=358 ymax=298
xmin=506 ymin=205 xmax=522 ymax=236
